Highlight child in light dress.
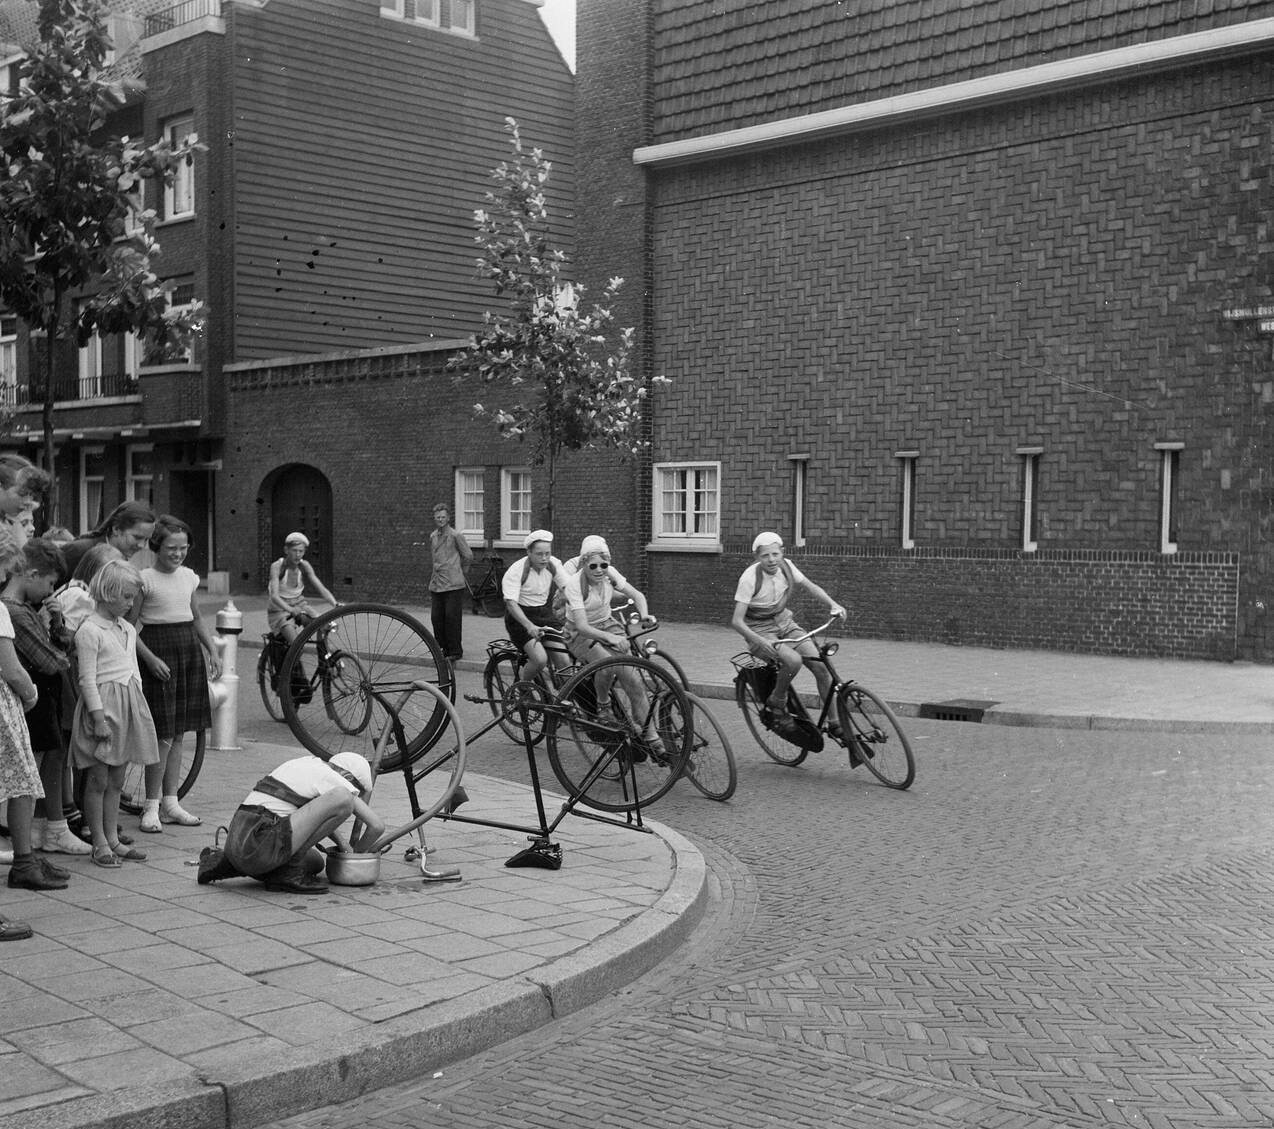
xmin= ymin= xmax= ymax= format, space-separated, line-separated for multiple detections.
xmin=69 ymin=561 xmax=160 ymax=868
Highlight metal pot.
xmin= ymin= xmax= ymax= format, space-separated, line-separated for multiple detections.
xmin=325 ymin=850 xmax=381 ymax=886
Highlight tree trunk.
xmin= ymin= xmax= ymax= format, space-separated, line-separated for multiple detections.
xmin=41 ymin=290 xmax=62 ymax=526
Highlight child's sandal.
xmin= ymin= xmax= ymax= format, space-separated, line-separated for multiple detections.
xmin=110 ymin=842 xmax=147 ymax=861
xmin=91 ymin=846 xmax=121 ymax=868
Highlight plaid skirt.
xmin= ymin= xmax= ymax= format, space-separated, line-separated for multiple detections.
xmin=139 ymin=621 xmax=212 ymax=739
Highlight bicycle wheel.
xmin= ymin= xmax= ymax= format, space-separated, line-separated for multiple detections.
xmin=280 ymin=604 xmax=453 ymax=771
xmin=547 ymin=656 xmax=692 ymax=812
xmin=480 ymin=587 xmax=505 ymax=617
xmin=734 ymin=670 xmax=808 ymax=767
xmin=646 ymin=646 xmax=689 ymax=688
xmin=120 ymin=729 xmax=207 ymax=815
xmin=258 ymin=646 xmax=285 ymax=722
xmin=483 ymin=648 xmax=548 ymax=747
xmin=679 ymin=693 xmax=737 ymax=801
xmin=322 ymin=649 xmax=374 ymax=736
xmin=836 ymin=682 xmax=915 ymax=790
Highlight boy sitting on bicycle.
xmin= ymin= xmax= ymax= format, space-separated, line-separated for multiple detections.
xmin=268 ymin=532 xmax=339 ymax=647
xmin=501 ymin=530 xmax=569 ymax=684
xmin=730 ymin=531 xmax=846 ymax=727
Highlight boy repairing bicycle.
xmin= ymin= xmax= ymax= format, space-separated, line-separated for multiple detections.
xmin=730 ymin=532 xmax=846 ymax=726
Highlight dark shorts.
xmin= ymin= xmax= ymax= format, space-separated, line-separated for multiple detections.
xmin=224 ymin=805 xmax=295 ymax=877
xmin=505 ymin=603 xmax=561 ymax=652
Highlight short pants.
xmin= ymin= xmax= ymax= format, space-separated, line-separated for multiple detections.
xmin=224 ymin=805 xmax=295 ymax=877
xmin=745 ymin=609 xmax=805 ymax=658
xmin=566 ymin=622 xmax=625 ymax=665
xmin=505 ymin=603 xmax=562 ymax=652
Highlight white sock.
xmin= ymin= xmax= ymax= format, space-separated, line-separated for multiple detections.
xmin=143 ymin=799 xmax=161 ymax=818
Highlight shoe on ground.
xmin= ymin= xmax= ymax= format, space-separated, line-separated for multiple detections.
xmin=139 ymin=811 xmax=163 ymax=834
xmin=160 ymin=804 xmax=201 ymax=827
xmin=111 ymin=842 xmax=147 ymax=861
xmin=91 ymin=846 xmax=121 ymax=868
xmin=40 ymin=827 xmax=93 ymax=856
xmin=116 ymin=827 xmax=134 ymax=845
xmin=8 ymin=861 xmax=68 ymax=890
xmin=197 ymin=845 xmax=242 ymax=885
xmin=38 ymin=857 xmax=70 ymax=882
xmin=262 ymin=862 xmax=329 ymax=895
xmin=0 ymin=916 xmax=32 ymax=941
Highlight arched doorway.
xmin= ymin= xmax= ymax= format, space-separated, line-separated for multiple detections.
xmin=266 ymin=464 xmax=334 ymax=587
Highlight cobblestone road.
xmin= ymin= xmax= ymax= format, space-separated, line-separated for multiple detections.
xmin=259 ymin=692 xmax=1274 ymax=1129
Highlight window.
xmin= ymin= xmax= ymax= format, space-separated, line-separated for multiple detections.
xmin=448 ymin=0 xmax=475 ymax=34
xmin=143 ymin=281 xmax=196 ymax=366
xmin=0 ymin=54 xmax=21 ymax=101
xmin=651 ymin=462 xmax=720 ymax=551
xmin=126 ymin=444 xmax=154 ymax=507
xmin=896 ymin=451 xmax=918 ymax=550
xmin=0 ymin=316 xmax=16 ymax=409
xmin=1018 ymin=447 xmax=1042 ymax=552
xmin=500 ymin=468 xmax=532 ymax=542
xmin=80 ymin=447 xmax=105 ymax=533
xmin=381 ymin=0 xmax=475 ymax=35
xmin=1156 ymin=442 xmax=1182 ymax=554
xmin=78 ymin=333 xmax=103 ymax=399
xmin=162 ymin=114 xmax=195 ymax=219
xmin=122 ymin=180 xmax=145 ymax=238
xmin=789 ymin=454 xmax=809 ymax=548
xmin=454 ymin=467 xmax=484 ymax=542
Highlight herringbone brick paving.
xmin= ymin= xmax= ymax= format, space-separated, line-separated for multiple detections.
xmin=266 ymin=712 xmax=1274 ymax=1129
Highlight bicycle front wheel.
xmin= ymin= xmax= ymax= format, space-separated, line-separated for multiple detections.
xmin=280 ymin=604 xmax=453 ymax=771
xmin=679 ymin=693 xmax=737 ymax=801
xmin=836 ymin=683 xmax=915 ymax=790
xmin=547 ymin=656 xmax=692 ymax=812
xmin=735 ymin=670 xmax=807 ymax=767
xmin=258 ymin=646 xmax=285 ymax=722
xmin=120 ymin=729 xmax=207 ymax=815
xmin=483 ymin=648 xmax=547 ymax=747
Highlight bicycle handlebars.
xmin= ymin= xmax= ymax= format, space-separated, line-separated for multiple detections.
xmin=773 ymin=611 xmax=844 ymax=650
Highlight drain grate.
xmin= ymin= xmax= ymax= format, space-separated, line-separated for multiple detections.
xmin=917 ymin=699 xmax=999 ymax=723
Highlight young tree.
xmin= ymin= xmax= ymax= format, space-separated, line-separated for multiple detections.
xmin=448 ymin=117 xmax=665 ymax=529
xmin=0 ymin=0 xmax=203 ymax=521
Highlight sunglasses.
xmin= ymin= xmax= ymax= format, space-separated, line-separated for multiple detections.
xmin=586 ymin=561 xmax=608 ymax=571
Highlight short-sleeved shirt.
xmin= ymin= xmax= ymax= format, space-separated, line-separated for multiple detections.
xmin=563 ymin=571 xmax=618 ymax=630
xmin=500 ymin=556 xmax=566 ymax=607
xmin=242 ymin=755 xmax=361 ymax=818
xmin=733 ymin=561 xmax=808 ymax=613
xmin=140 ymin=566 xmax=200 ymax=624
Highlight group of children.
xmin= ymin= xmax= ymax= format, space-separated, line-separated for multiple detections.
xmin=0 ymin=459 xmax=218 ymax=939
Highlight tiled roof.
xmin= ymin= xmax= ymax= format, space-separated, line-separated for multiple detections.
xmin=652 ymin=0 xmax=1274 ymax=141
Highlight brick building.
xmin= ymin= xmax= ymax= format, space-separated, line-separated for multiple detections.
xmin=575 ymin=0 xmax=1274 ymax=661
xmin=0 ymin=0 xmax=575 ymax=590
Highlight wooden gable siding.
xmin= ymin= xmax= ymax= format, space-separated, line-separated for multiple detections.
xmin=229 ymin=0 xmax=574 ymax=361
xmin=652 ymin=0 xmax=1274 ymax=141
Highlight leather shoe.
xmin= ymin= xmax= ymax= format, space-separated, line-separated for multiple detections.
xmin=197 ymin=846 xmax=242 ymax=885
xmin=0 ymin=916 xmax=32 ymax=942
xmin=7 ymin=862 xmax=67 ymax=890
xmin=262 ymin=862 xmax=329 ymax=895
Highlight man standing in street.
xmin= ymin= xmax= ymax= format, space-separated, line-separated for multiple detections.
xmin=429 ymin=503 xmax=473 ymax=662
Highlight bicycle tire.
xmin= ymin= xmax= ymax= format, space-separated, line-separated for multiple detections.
xmin=280 ymin=604 xmax=454 ymax=771
xmin=679 ymin=693 xmax=737 ymax=801
xmin=836 ymin=682 xmax=915 ymax=790
xmin=547 ymin=656 xmax=692 ymax=812
xmin=120 ymin=728 xmax=206 ymax=815
xmin=735 ymin=671 xmax=808 ymax=767
xmin=323 ymin=650 xmax=374 ymax=736
xmin=480 ymin=589 xmax=505 ymax=617
xmin=483 ymin=647 xmax=548 ymax=747
xmin=647 ymin=647 xmax=689 ymax=689
xmin=258 ymin=645 xmax=285 ymax=722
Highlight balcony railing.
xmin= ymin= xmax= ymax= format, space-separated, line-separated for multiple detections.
xmin=14 ymin=372 xmax=141 ymax=407
xmin=143 ymin=0 xmax=221 ymax=37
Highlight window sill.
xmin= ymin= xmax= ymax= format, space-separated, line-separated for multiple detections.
xmin=155 ymin=214 xmax=195 ymax=228
xmin=645 ymin=539 xmax=723 ymax=554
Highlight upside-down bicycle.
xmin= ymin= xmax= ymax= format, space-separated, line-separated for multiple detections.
xmin=732 ymin=616 xmax=915 ymax=790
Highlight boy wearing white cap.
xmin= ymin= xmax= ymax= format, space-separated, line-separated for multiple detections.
xmin=500 ymin=530 xmax=568 ymax=682
xmin=267 ymin=531 xmax=339 ymax=648
xmin=199 ymin=751 xmax=385 ymax=894
xmin=731 ymin=532 xmax=846 ymax=722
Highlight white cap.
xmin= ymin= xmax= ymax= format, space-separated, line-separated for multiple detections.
xmin=284 ymin=531 xmax=310 ymax=547
xmin=752 ymin=531 xmax=783 ymax=552
xmin=579 ymin=535 xmax=610 ymax=558
xmin=330 ymin=752 xmax=373 ymax=792
xmin=523 ymin=529 xmax=553 ymax=550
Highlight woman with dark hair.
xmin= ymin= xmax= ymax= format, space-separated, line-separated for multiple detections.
xmin=61 ymin=501 xmax=156 ymax=577
xmin=0 ymin=454 xmax=50 ymax=548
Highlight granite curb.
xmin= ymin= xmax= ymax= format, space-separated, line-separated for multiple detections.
xmin=0 ymin=820 xmax=707 ymax=1129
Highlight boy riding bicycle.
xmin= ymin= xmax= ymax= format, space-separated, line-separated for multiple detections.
xmin=730 ymin=531 xmax=846 ymax=729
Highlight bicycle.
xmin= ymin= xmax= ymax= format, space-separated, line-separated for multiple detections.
xmin=467 ymin=552 xmax=505 ymax=617
xmin=732 ymin=616 xmax=915 ymax=790
xmin=258 ymin=613 xmax=373 ymax=738
xmin=120 ymin=730 xmax=205 ymax=816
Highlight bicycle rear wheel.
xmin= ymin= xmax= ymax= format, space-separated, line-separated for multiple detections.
xmin=734 ymin=670 xmax=807 ymax=767
xmin=547 ymin=656 xmax=691 ymax=812
xmin=258 ymin=646 xmax=284 ymax=722
xmin=679 ymin=693 xmax=737 ymax=801
xmin=120 ymin=729 xmax=206 ymax=815
xmin=280 ymin=604 xmax=453 ymax=771
xmin=483 ymin=647 xmax=548 ymax=747
xmin=836 ymin=682 xmax=915 ymax=790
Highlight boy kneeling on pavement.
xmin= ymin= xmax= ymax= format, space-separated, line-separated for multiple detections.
xmin=198 ymin=751 xmax=385 ymax=894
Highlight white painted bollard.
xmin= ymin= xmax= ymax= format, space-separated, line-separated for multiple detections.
xmin=209 ymin=600 xmax=243 ymax=752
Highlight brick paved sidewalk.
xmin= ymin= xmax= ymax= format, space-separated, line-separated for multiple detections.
xmin=210 ymin=594 xmax=1273 ymax=733
xmin=0 ymin=738 xmax=706 ymax=1129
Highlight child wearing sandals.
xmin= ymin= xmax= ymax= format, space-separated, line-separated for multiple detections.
xmin=69 ymin=560 xmax=159 ymax=868
xmin=133 ymin=515 xmax=219 ymax=833
xmin=0 ymin=525 xmax=71 ymax=892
